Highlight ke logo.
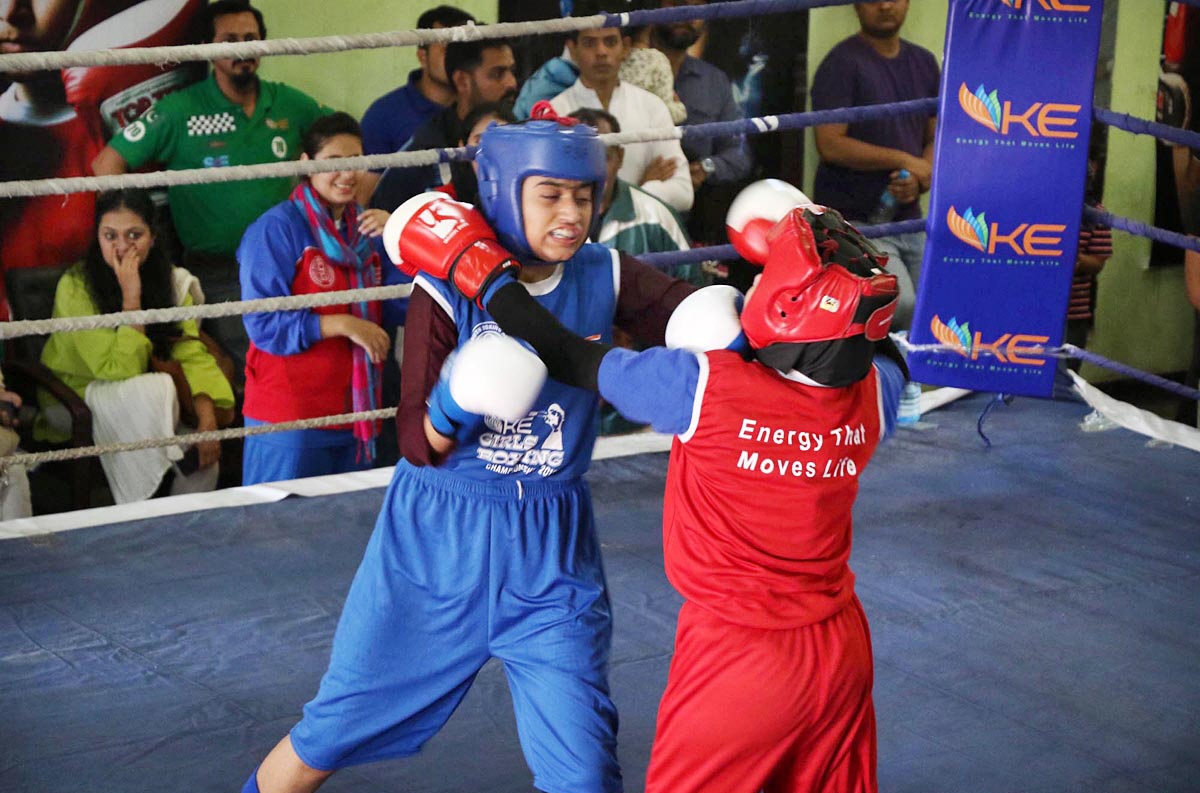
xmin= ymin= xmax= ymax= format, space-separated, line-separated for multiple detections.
xmin=947 ymin=206 xmax=1066 ymax=256
xmin=930 ymin=315 xmax=1049 ymax=365
xmin=958 ymin=83 xmax=1081 ymax=139
xmin=1000 ymin=0 xmax=1091 ymax=10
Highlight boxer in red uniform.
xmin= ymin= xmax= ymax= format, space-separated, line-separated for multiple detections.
xmin=390 ymin=179 xmax=908 ymax=793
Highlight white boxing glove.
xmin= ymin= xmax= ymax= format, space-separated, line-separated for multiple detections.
xmin=726 ymin=178 xmax=821 ymax=265
xmin=427 ymin=334 xmax=548 ymax=441
xmin=64 ymin=0 xmax=204 ymax=138
xmin=665 ymin=285 xmax=748 ymax=354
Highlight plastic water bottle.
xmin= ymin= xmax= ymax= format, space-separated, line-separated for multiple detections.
xmin=867 ymin=168 xmax=909 ymax=225
xmin=897 ymin=380 xmax=922 ymax=427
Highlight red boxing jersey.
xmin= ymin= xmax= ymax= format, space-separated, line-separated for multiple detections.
xmin=243 ymin=247 xmax=375 ymax=427
xmin=663 ymin=351 xmax=885 ymax=630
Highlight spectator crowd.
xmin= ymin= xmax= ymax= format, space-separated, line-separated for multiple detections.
xmin=2 ymin=0 xmax=1141 ymax=519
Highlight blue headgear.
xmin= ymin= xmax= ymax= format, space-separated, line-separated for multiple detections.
xmin=475 ymin=114 xmax=608 ymax=260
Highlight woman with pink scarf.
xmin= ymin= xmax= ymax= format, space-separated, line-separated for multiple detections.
xmin=237 ymin=112 xmax=409 ymax=485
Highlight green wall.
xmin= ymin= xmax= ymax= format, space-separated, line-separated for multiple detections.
xmin=1085 ymin=4 xmax=1191 ymax=380
xmin=805 ymin=1 xmax=1191 ymax=380
xmin=253 ymin=0 xmax=499 ymax=121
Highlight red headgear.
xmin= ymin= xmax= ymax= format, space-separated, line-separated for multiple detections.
xmin=741 ymin=209 xmax=900 ymax=382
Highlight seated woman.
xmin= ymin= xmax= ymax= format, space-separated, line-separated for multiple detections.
xmin=37 ymin=188 xmax=235 ymax=503
xmin=238 ymin=111 xmax=408 ymax=485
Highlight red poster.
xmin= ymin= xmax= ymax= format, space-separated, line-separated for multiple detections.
xmin=0 ymin=0 xmax=205 ymax=314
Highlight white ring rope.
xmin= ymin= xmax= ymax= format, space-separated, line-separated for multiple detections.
xmin=0 ymin=129 xmax=674 ymax=199
xmin=1 ymin=408 xmax=396 ymax=469
xmin=895 ymin=337 xmax=1074 ymax=360
xmin=0 ymin=284 xmax=413 ymax=340
xmin=0 ymin=332 xmax=1128 ymax=471
xmin=0 ymin=15 xmax=614 ymax=73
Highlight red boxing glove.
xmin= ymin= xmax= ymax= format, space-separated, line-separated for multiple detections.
xmin=383 ymin=193 xmax=520 ymax=308
xmin=63 ymin=0 xmax=203 ymax=140
xmin=725 ymin=178 xmax=821 ymax=265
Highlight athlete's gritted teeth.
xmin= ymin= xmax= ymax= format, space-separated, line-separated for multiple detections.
xmin=549 ymin=226 xmax=582 ymax=243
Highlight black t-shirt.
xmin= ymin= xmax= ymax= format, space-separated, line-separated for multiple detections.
xmin=370 ymin=105 xmax=469 ymax=213
xmin=1186 ymin=185 xmax=1200 ymax=236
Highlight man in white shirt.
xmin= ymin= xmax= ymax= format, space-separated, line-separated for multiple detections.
xmin=549 ymin=0 xmax=693 ymax=213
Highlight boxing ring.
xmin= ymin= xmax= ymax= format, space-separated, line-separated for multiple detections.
xmin=2 ymin=0 xmax=1200 ymax=791
xmin=2 ymin=392 xmax=1198 ymax=792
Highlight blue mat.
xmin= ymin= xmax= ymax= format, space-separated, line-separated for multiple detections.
xmin=1 ymin=395 xmax=1197 ymax=792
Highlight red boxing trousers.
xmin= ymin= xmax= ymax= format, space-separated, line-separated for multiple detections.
xmin=645 ymin=598 xmax=877 ymax=793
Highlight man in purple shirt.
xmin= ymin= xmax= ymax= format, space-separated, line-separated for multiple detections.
xmin=356 ymin=5 xmax=476 ymax=205
xmin=811 ymin=0 xmax=938 ymax=329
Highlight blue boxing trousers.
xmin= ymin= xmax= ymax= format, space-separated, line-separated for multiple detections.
xmin=289 ymin=461 xmax=621 ymax=793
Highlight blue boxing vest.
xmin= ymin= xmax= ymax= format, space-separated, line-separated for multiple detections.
xmin=417 ymin=243 xmax=619 ymax=482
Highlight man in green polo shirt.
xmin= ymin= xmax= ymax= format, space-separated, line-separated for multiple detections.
xmin=91 ymin=0 xmax=329 ymax=379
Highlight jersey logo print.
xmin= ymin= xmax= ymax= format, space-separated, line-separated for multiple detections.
xmin=186 ymin=112 xmax=237 ymax=137
xmin=541 ymin=403 xmax=565 ymax=451
xmin=308 ymin=254 xmax=337 ymax=289
xmin=476 ymin=404 xmax=568 ymax=478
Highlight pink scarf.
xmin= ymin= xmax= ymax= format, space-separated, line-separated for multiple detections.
xmin=291 ymin=182 xmax=383 ymax=462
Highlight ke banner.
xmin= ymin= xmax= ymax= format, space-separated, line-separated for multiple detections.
xmin=909 ymin=0 xmax=1104 ymax=397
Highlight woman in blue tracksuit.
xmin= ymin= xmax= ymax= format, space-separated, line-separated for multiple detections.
xmin=238 ymin=112 xmax=408 ymax=485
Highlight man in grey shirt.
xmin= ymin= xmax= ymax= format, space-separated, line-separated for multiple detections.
xmin=654 ymin=0 xmax=753 ymax=244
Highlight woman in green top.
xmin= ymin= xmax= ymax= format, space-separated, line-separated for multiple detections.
xmin=38 ymin=189 xmax=236 ymax=502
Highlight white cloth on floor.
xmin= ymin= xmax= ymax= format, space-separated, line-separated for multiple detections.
xmin=85 ymin=372 xmax=181 ymax=504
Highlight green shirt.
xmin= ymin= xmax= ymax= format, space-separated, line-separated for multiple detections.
xmin=598 ymin=179 xmax=689 ymax=255
xmin=110 ymin=74 xmax=328 ymax=255
xmin=36 ymin=264 xmax=235 ymax=442
xmin=597 ymin=179 xmax=702 ymax=284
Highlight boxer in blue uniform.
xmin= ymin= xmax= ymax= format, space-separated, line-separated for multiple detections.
xmin=242 ymin=105 xmax=693 ymax=793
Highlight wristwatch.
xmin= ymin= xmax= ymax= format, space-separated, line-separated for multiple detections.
xmin=700 ymin=157 xmax=717 ymax=176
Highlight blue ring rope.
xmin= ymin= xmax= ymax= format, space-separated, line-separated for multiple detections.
xmin=637 ymin=219 xmax=925 ymax=269
xmin=976 ymin=393 xmax=1014 ymax=448
xmin=1094 ymin=108 xmax=1200 ymax=152
xmin=1063 ymin=346 xmax=1200 ymax=402
xmin=438 ymin=99 xmax=940 ymax=165
xmin=1083 ymin=206 xmax=1200 ymax=254
xmin=609 ymin=0 xmax=861 ymax=28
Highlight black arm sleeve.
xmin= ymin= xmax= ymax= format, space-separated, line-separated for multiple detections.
xmin=486 ymin=280 xmax=612 ymax=392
